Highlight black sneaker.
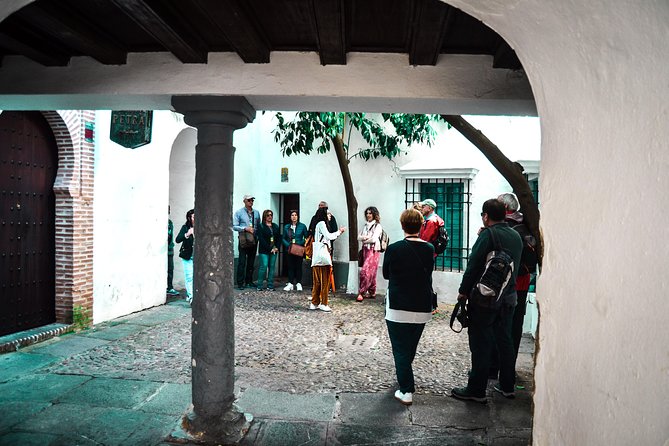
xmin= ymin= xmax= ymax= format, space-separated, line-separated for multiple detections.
xmin=246 ymin=282 xmax=258 ymax=288
xmin=236 ymin=284 xmax=246 ymax=290
xmin=451 ymin=387 xmax=486 ymax=403
xmin=493 ymin=384 xmax=515 ymax=399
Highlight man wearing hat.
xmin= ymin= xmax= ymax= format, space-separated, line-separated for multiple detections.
xmin=233 ymin=194 xmax=261 ymax=290
xmin=418 ymin=198 xmax=445 ymax=254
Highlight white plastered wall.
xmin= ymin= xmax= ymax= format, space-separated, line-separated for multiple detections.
xmin=93 ymin=110 xmax=187 ymax=322
xmin=443 ymin=0 xmax=669 ymax=444
xmin=166 ymin=112 xmax=539 ymax=299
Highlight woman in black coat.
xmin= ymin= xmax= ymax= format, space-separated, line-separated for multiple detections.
xmin=256 ymin=209 xmax=281 ymax=290
xmin=382 ymin=208 xmax=434 ymax=406
xmin=175 ymin=209 xmax=195 ymax=303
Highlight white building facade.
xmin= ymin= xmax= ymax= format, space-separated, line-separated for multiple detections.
xmin=91 ymin=110 xmax=540 ymax=324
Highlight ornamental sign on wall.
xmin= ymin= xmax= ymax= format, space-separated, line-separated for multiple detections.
xmin=110 ymin=111 xmax=153 ymax=149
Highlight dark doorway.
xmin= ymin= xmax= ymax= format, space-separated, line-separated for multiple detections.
xmin=0 ymin=112 xmax=57 ymax=336
xmin=277 ymin=193 xmax=299 ymax=276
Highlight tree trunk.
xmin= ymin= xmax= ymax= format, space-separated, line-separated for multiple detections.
xmin=441 ymin=115 xmax=543 ymax=267
xmin=331 ymin=134 xmax=358 ymax=260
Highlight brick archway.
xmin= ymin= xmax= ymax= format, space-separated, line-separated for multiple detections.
xmin=40 ymin=110 xmax=95 ymax=325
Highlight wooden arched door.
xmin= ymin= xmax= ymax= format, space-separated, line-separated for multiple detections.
xmin=0 ymin=112 xmax=57 ymax=336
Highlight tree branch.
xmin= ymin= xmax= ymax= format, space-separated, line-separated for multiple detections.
xmin=331 ymin=134 xmax=359 ymax=259
xmin=441 ymin=115 xmax=543 ymax=267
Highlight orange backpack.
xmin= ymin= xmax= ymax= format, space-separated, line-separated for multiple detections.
xmin=304 ymin=235 xmax=314 ymax=259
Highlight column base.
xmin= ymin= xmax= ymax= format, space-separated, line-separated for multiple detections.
xmin=167 ymin=407 xmax=253 ymax=445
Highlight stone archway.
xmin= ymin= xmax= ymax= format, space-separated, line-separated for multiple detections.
xmin=168 ymin=127 xmax=196 ymax=291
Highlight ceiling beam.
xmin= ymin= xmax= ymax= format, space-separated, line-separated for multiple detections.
xmin=15 ymin=3 xmax=126 ymax=65
xmin=493 ymin=39 xmax=521 ymax=70
xmin=191 ymin=0 xmax=269 ymax=64
xmin=0 ymin=16 xmax=70 ymax=66
xmin=312 ymin=0 xmax=346 ymax=65
xmin=409 ymin=0 xmax=451 ymax=66
xmin=0 ymin=31 xmax=69 ymax=66
xmin=109 ymin=0 xmax=208 ymax=63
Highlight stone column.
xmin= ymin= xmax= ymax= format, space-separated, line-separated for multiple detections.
xmin=171 ymin=96 xmax=255 ymax=443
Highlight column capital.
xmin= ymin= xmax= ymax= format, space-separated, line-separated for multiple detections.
xmin=171 ymin=96 xmax=256 ymax=130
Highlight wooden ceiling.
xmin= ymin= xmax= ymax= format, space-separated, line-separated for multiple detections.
xmin=0 ymin=0 xmax=522 ymax=70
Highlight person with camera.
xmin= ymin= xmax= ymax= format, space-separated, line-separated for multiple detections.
xmin=451 ymin=199 xmax=522 ymax=403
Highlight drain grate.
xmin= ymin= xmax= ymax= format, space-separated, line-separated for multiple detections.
xmin=335 ymin=335 xmax=379 ymax=351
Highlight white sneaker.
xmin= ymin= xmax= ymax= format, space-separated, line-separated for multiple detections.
xmin=318 ymin=304 xmax=332 ymax=312
xmin=296 ymin=283 xmax=303 ymax=291
xmin=283 ymin=283 xmax=294 ymax=291
xmin=394 ymin=390 xmax=413 ymax=405
xmin=309 ymin=303 xmax=317 ymax=310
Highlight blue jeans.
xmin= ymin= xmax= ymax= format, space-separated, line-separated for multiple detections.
xmin=257 ymin=253 xmax=277 ymax=289
xmin=181 ymin=258 xmax=193 ymax=301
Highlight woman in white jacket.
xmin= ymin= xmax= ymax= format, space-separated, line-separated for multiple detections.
xmin=357 ymin=206 xmax=383 ymax=302
xmin=310 ymin=207 xmax=346 ymax=312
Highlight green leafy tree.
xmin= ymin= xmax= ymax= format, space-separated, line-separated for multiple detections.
xmin=273 ymin=112 xmax=542 ymax=267
xmin=273 ymin=112 xmax=441 ymax=259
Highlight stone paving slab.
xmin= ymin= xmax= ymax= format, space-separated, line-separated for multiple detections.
xmin=236 ymin=388 xmax=336 ymax=422
xmin=409 ymin=393 xmax=492 ymax=429
xmin=241 ymin=419 xmax=328 ymax=446
xmin=337 ymin=392 xmax=411 ymax=426
xmin=137 ymin=382 xmax=191 ymax=415
xmin=115 ymin=305 xmax=188 ymax=326
xmin=0 ymin=401 xmax=51 ymax=431
xmin=122 ymin=413 xmax=183 ymax=446
xmin=80 ymin=323 xmax=149 ymax=341
xmin=57 ymin=377 xmax=163 ymax=409
xmin=0 ymin=373 xmax=90 ymax=403
xmin=0 ymin=352 xmax=59 ymax=382
xmin=10 ymin=403 xmax=157 ymax=446
xmin=329 ymin=424 xmax=485 ymax=446
xmin=490 ymin=391 xmax=534 ymax=429
xmin=26 ymin=335 xmax=110 ymax=358
xmin=0 ymin=431 xmax=62 ymax=446
xmin=484 ymin=427 xmax=533 ymax=445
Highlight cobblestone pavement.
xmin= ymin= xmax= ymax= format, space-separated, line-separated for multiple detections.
xmin=45 ymin=287 xmax=533 ymax=396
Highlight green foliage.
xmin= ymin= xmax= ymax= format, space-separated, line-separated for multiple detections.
xmin=72 ymin=305 xmax=91 ymax=331
xmin=273 ymin=111 xmax=442 ymax=161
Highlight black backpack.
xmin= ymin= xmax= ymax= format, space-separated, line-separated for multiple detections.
xmin=469 ymin=227 xmax=514 ymax=309
xmin=511 ymin=223 xmax=537 ymax=275
xmin=433 ymin=225 xmax=449 ymax=255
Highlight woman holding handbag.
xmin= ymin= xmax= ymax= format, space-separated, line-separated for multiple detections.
xmin=282 ymin=210 xmax=308 ymax=291
xmin=357 ymin=206 xmax=383 ymax=302
xmin=310 ymin=207 xmax=346 ymax=312
xmin=256 ymin=209 xmax=281 ymax=290
xmin=176 ymin=209 xmax=195 ymax=304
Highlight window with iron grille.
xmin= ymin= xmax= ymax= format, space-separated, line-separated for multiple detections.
xmin=404 ymin=178 xmax=471 ymax=272
xmin=529 ymin=178 xmax=539 ymax=206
